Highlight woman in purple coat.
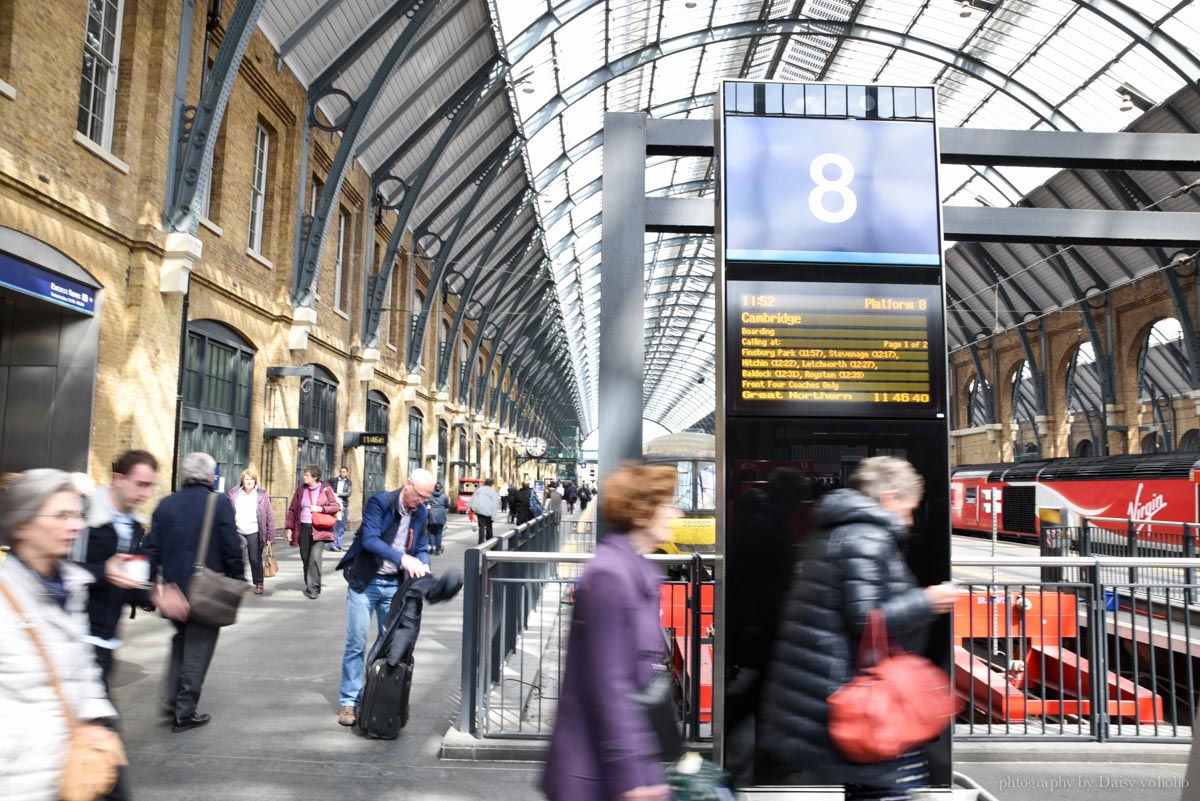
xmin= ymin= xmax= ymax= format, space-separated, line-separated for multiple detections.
xmin=542 ymin=464 xmax=681 ymax=801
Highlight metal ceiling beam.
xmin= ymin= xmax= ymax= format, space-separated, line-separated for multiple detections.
xmin=165 ymin=0 xmax=268 ymax=233
xmin=292 ymin=0 xmax=440 ymax=307
xmin=438 ymin=203 xmax=533 ymax=389
xmin=521 ymin=20 xmax=1080 ymax=143
xmin=275 ymin=0 xmax=344 ymax=67
xmin=390 ymin=135 xmax=519 ymax=355
xmin=363 ymin=64 xmax=502 ymax=348
xmin=945 ymin=206 xmax=1200 ymax=247
xmin=939 ymin=128 xmax=1200 ymax=172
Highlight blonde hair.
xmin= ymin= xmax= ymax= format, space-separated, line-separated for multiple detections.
xmin=847 ymin=456 xmax=924 ymax=503
xmin=240 ymin=467 xmax=259 ymax=485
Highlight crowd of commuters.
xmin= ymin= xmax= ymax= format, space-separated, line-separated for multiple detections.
xmin=0 ymin=449 xmax=605 ymax=800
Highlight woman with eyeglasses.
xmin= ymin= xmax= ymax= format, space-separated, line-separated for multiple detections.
xmin=0 ymin=469 xmax=125 ymax=800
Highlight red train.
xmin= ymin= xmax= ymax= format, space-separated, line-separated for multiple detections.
xmin=951 ymin=453 xmax=1200 ymax=540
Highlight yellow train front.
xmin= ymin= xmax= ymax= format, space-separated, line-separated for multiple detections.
xmin=643 ymin=432 xmax=717 ymax=554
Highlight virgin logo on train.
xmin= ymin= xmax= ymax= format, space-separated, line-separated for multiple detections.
xmin=1128 ymin=483 xmax=1167 ymax=527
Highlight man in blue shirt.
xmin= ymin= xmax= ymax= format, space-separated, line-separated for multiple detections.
xmin=335 ymin=468 xmax=435 ymax=727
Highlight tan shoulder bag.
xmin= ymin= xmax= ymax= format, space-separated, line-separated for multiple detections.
xmin=0 ymin=581 xmax=127 ymax=801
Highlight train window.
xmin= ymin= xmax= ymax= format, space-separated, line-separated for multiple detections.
xmin=698 ymin=461 xmax=717 ymax=510
xmin=965 ymin=487 xmax=976 ymax=504
xmin=673 ymin=461 xmax=694 ymax=510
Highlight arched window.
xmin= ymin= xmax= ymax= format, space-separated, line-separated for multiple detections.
xmin=1139 ymin=318 xmax=1188 ymax=455
xmin=1074 ymin=439 xmax=1095 ymax=458
xmin=363 ymin=390 xmax=389 ymax=509
xmin=298 ymin=365 xmax=337 ymax=485
xmin=1011 ymin=362 xmax=1040 ymax=460
xmin=407 ymin=408 xmax=423 ymax=477
xmin=179 ymin=321 xmax=254 ymax=490
xmin=437 ymin=419 xmax=448 ymax=485
xmin=458 ymin=429 xmax=468 ymax=475
xmin=967 ymin=377 xmax=991 ymax=427
xmin=1180 ymin=429 xmax=1200 ymax=452
xmin=1142 ymin=432 xmax=1166 ymax=454
xmin=439 ymin=319 xmax=451 ymax=371
xmin=1067 ymin=343 xmax=1105 ymax=457
xmin=475 ymin=435 xmax=483 ymax=475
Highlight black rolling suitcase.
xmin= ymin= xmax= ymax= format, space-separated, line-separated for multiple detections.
xmin=357 ymin=653 xmax=414 ymax=739
xmin=354 ymin=570 xmax=462 ymax=740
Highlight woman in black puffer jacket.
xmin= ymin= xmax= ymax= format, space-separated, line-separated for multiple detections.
xmin=757 ymin=456 xmax=961 ymax=799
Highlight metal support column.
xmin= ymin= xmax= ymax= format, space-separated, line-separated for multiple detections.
xmin=598 ymin=113 xmax=646 ymax=527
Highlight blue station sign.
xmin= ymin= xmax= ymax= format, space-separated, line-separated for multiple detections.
xmin=0 ymin=251 xmax=97 ymax=315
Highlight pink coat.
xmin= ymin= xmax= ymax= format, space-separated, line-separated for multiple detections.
xmin=285 ymin=482 xmax=340 ymax=542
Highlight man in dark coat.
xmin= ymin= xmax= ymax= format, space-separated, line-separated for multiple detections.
xmin=74 ymin=449 xmax=158 ymax=689
xmin=507 ymin=482 xmax=520 ymax=523
xmin=514 ymin=481 xmax=533 ymax=524
xmin=142 ymin=452 xmax=244 ymax=733
xmin=756 ymin=457 xmax=961 ymax=797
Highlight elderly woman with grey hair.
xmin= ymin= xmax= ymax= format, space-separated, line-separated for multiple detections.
xmin=757 ymin=456 xmax=964 ymax=800
xmin=0 ymin=469 xmax=125 ymax=800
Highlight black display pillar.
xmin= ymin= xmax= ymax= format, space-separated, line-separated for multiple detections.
xmin=715 ymin=81 xmax=953 ymax=789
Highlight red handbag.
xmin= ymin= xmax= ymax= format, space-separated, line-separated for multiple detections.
xmin=309 ymin=487 xmax=338 ymax=530
xmin=827 ymin=609 xmax=959 ymax=763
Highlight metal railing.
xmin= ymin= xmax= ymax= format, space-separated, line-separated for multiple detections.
xmin=1042 ymin=517 xmax=1200 ymax=603
xmin=459 ymin=536 xmax=713 ymax=740
xmin=955 ymin=556 xmax=1199 ymax=742
xmin=460 ymin=551 xmax=1200 ymax=743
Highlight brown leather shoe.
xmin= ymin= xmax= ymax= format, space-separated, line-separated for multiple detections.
xmin=338 ymin=706 xmax=356 ymax=726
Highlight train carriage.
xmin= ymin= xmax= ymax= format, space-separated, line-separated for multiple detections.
xmin=951 ymin=453 xmax=1200 ymax=541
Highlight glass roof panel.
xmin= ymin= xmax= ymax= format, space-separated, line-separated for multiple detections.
xmin=478 ymin=0 xmax=1200 ymax=431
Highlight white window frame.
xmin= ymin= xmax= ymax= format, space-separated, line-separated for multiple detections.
xmin=77 ymin=0 xmax=125 ymax=151
xmin=247 ymin=123 xmax=270 ymax=254
xmin=334 ymin=210 xmax=348 ymax=311
xmin=382 ymin=271 xmax=394 ymax=347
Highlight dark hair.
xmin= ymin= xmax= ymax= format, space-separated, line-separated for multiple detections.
xmin=113 ymin=449 xmax=158 ymax=476
xmin=601 ymin=464 xmax=676 ymax=532
xmin=484 ymin=477 xmax=494 ymax=486
xmin=303 ymin=464 xmax=322 ymax=481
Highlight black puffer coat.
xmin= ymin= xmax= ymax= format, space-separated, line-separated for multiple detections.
xmin=757 ymin=489 xmax=933 ymax=788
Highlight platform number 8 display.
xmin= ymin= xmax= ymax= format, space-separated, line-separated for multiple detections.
xmin=808 ymin=153 xmax=857 ymax=224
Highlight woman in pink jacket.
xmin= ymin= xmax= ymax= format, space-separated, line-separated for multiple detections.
xmin=284 ymin=465 xmax=339 ymax=599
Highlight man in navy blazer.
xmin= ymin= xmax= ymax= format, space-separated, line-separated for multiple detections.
xmin=334 ymin=468 xmax=434 ymax=727
xmin=142 ymin=452 xmax=244 ymax=733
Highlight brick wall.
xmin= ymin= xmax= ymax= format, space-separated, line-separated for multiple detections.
xmin=0 ymin=0 xmax=520 ymax=505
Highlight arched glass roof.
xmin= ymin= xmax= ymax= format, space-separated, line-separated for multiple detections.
xmin=261 ymin=0 xmax=1200 ymax=436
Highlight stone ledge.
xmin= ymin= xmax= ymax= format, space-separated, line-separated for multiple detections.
xmin=954 ymin=740 xmax=1190 ymax=764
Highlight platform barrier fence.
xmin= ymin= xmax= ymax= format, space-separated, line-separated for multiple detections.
xmin=461 ymin=552 xmax=1200 ymax=743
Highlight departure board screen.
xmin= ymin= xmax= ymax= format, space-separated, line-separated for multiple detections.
xmin=726 ymin=280 xmax=945 ymax=418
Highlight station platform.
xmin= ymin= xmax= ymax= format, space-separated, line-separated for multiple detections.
xmin=107 ymin=513 xmax=541 ymax=801
xmin=105 ymin=512 xmax=1191 ymax=801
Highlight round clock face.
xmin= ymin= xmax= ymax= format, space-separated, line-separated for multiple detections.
xmin=526 ymin=437 xmax=547 ymax=457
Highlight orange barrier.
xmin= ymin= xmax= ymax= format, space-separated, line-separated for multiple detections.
xmin=953 ymin=591 xmax=1164 ymax=724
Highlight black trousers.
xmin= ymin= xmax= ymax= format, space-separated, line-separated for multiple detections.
xmin=476 ymin=514 xmax=494 ymax=544
xmin=298 ymin=522 xmax=324 ymax=594
xmin=166 ymin=619 xmax=220 ymax=720
xmin=240 ymin=531 xmax=264 ymax=586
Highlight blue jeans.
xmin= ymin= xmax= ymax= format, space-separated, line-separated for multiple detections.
xmin=339 ymin=575 xmax=400 ymax=706
xmin=334 ymin=504 xmax=348 ymax=548
xmin=427 ymin=523 xmax=444 ymax=551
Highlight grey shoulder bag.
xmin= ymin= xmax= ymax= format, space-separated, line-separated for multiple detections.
xmin=187 ymin=493 xmax=248 ymax=628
